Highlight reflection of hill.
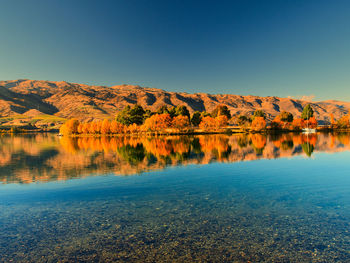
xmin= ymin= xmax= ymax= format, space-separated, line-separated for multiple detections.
xmin=1 ymin=133 xmax=350 ymax=184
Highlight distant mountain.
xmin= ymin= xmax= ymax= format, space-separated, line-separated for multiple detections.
xmin=0 ymin=79 xmax=349 ymax=124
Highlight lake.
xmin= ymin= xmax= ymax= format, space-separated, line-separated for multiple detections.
xmin=0 ymin=133 xmax=350 ymax=262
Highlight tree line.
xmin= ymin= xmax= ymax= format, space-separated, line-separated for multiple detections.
xmin=59 ymin=103 xmax=321 ymax=135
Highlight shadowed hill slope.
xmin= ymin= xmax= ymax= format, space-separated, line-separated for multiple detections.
xmin=0 ymin=79 xmax=349 ymax=123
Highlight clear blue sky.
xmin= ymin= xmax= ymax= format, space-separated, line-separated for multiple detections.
xmin=1 ymin=0 xmax=350 ymax=101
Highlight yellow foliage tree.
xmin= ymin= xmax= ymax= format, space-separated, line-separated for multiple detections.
xmin=90 ymin=121 xmax=102 ymax=134
xmin=77 ymin=123 xmax=84 ymax=134
xmin=110 ymin=120 xmax=125 ymax=134
xmin=215 ymin=115 xmax=228 ymax=128
xmin=172 ymin=115 xmax=190 ymax=131
xmin=59 ymin=119 xmax=80 ymax=135
xmin=251 ymin=117 xmax=266 ymax=131
xmin=199 ymin=116 xmax=217 ymax=130
xmin=143 ymin=113 xmax=172 ymax=131
xmin=82 ymin=122 xmax=91 ymax=134
xmin=128 ymin=123 xmax=139 ymax=133
xmin=101 ymin=119 xmax=111 ymax=134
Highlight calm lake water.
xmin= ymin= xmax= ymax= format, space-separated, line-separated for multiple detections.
xmin=1 ymin=133 xmax=350 ymax=262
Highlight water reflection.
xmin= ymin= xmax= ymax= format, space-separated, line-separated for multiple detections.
xmin=1 ymin=133 xmax=350 ymax=184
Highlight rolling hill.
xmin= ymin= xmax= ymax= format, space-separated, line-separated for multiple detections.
xmin=0 ymin=79 xmax=349 ymax=124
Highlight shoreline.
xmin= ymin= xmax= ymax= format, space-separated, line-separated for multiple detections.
xmin=2 ymin=126 xmax=350 ymax=136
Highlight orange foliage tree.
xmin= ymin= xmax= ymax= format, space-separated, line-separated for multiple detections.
xmin=77 ymin=123 xmax=84 ymax=134
xmin=199 ymin=116 xmax=217 ymax=130
xmin=172 ymin=115 xmax=190 ymax=131
xmin=82 ymin=122 xmax=91 ymax=134
xmin=307 ymin=117 xmax=318 ymax=129
xmin=330 ymin=113 xmax=335 ymax=128
xmin=128 ymin=123 xmax=139 ymax=133
xmin=143 ymin=113 xmax=172 ymax=131
xmin=90 ymin=121 xmax=102 ymax=134
xmin=110 ymin=120 xmax=125 ymax=134
xmin=59 ymin=119 xmax=80 ymax=135
xmin=101 ymin=119 xmax=111 ymax=134
xmin=337 ymin=114 xmax=350 ymax=129
xmin=215 ymin=115 xmax=228 ymax=128
xmin=251 ymin=116 xmax=266 ymax=131
xmin=292 ymin=118 xmax=304 ymax=130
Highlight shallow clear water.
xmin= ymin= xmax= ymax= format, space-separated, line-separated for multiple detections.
xmin=0 ymin=133 xmax=350 ymax=262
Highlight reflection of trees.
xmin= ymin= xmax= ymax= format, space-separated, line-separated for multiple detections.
xmin=238 ymin=135 xmax=250 ymax=148
xmin=281 ymin=140 xmax=294 ymax=151
xmin=249 ymin=134 xmax=267 ymax=155
xmin=301 ymin=142 xmax=314 ymax=157
xmin=271 ymin=134 xmax=294 ymax=151
xmin=117 ymin=144 xmax=146 ymax=165
xmin=336 ymin=133 xmax=350 ymax=146
xmin=2 ymin=132 xmax=350 ymax=184
xmin=199 ymin=135 xmax=232 ymax=160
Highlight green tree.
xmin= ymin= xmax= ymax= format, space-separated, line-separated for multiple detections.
xmin=156 ymin=105 xmax=170 ymax=115
xmin=237 ymin=115 xmax=251 ymax=126
xmin=191 ymin=111 xmax=202 ymax=126
xmin=279 ymin=111 xmax=294 ymax=122
xmin=116 ymin=105 xmax=145 ymax=125
xmin=201 ymin=111 xmax=211 ymax=117
xmin=143 ymin=109 xmax=153 ymax=121
xmin=253 ymin=110 xmax=266 ymax=120
xmin=301 ymin=104 xmax=314 ymax=120
xmin=174 ymin=105 xmax=190 ymax=119
xmin=168 ymin=107 xmax=176 ymax=118
xmin=211 ymin=105 xmax=231 ymax=119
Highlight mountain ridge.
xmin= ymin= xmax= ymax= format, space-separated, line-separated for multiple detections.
xmin=0 ymin=79 xmax=349 ymax=124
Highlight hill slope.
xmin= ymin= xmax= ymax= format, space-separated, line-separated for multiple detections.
xmin=0 ymin=79 xmax=349 ymax=124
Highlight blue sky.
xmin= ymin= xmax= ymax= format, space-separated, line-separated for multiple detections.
xmin=1 ymin=0 xmax=350 ymax=101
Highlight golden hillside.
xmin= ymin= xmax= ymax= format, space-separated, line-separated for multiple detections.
xmin=1 ymin=79 xmax=349 ymax=124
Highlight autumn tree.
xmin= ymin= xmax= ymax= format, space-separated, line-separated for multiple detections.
xmin=59 ymin=119 xmax=80 ymax=135
xmin=330 ymin=113 xmax=335 ymax=128
xmin=101 ymin=119 xmax=111 ymax=134
xmin=199 ymin=116 xmax=217 ymax=130
xmin=128 ymin=123 xmax=139 ymax=133
xmin=292 ymin=118 xmax=304 ymax=130
xmin=251 ymin=116 xmax=266 ymax=131
xmin=172 ymin=115 xmax=190 ymax=131
xmin=90 ymin=121 xmax=101 ymax=134
xmin=308 ymin=117 xmax=318 ymax=129
xmin=77 ymin=123 xmax=84 ymax=134
xmin=215 ymin=115 xmax=228 ymax=127
xmin=82 ymin=122 xmax=91 ymax=134
xmin=337 ymin=114 xmax=350 ymax=128
xmin=143 ymin=113 xmax=172 ymax=131
xmin=110 ymin=120 xmax=125 ymax=134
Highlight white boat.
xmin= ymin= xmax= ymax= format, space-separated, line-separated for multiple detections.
xmin=302 ymin=114 xmax=316 ymax=133
xmin=302 ymin=128 xmax=316 ymax=134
